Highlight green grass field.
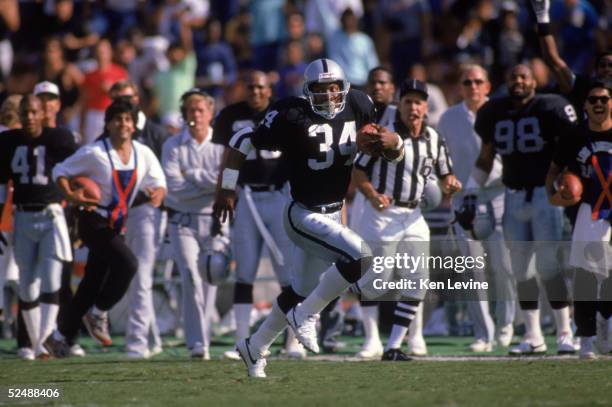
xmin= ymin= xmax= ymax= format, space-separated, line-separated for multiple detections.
xmin=1 ymin=336 xmax=611 ymax=407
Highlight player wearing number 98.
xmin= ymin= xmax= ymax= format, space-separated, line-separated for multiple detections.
xmin=0 ymin=95 xmax=78 ymax=359
xmin=473 ymin=64 xmax=578 ymax=355
xmin=214 ymin=58 xmax=404 ymax=377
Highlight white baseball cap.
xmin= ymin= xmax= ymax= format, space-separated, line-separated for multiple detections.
xmin=34 ymin=81 xmax=60 ymax=97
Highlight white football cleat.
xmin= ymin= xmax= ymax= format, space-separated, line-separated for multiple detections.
xmin=556 ymin=331 xmax=577 ymax=355
xmin=579 ymin=336 xmax=598 ymax=360
xmin=469 ymin=339 xmax=493 ymax=353
xmin=509 ymin=338 xmax=547 ymax=355
xmin=17 ymin=347 xmax=35 ymax=361
xmin=285 ymin=337 xmax=307 ymax=360
xmin=496 ymin=324 xmax=514 ymax=347
xmin=223 ymin=349 xmax=242 ymax=360
xmin=595 ymin=314 xmax=611 ymax=354
xmin=236 ymin=338 xmax=267 ymax=378
xmin=407 ymin=336 xmax=428 ymax=356
xmin=286 ymin=306 xmax=320 ymax=354
xmin=355 ymin=339 xmax=383 ymax=359
xmin=69 ymin=344 xmax=86 ymax=357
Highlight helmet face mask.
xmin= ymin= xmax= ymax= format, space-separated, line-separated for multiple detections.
xmin=303 ymin=59 xmax=350 ymax=119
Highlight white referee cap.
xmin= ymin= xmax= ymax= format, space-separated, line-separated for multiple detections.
xmin=34 ymin=81 xmax=60 ymax=98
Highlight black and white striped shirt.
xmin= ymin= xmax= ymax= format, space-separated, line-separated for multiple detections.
xmin=355 ymin=120 xmax=453 ymax=204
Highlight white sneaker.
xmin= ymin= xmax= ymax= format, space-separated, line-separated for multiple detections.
xmin=150 ymin=345 xmax=163 ymax=357
xmin=223 ymin=349 xmax=242 ymax=360
xmin=236 ymin=338 xmax=267 ymax=378
xmin=408 ymin=336 xmax=428 ymax=356
xmin=509 ymin=338 xmax=547 ymax=355
xmin=496 ymin=324 xmax=514 ymax=348
xmin=595 ymin=314 xmax=611 ymax=354
xmin=69 ymin=344 xmax=86 ymax=357
xmin=469 ymin=339 xmax=493 ymax=353
xmin=286 ymin=306 xmax=320 ymax=354
xmin=556 ymin=331 xmax=577 ymax=355
xmin=579 ymin=336 xmax=598 ymax=360
xmin=285 ymin=337 xmax=307 ymax=360
xmin=17 ymin=347 xmax=35 ymax=361
xmin=355 ymin=339 xmax=383 ymax=359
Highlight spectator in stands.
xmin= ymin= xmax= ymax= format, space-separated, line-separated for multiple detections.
xmin=39 ymin=37 xmax=83 ymax=128
xmin=195 ymin=18 xmax=237 ymax=101
xmin=276 ymin=40 xmax=307 ymax=99
xmin=328 ymin=8 xmax=379 ymax=89
xmin=153 ymin=12 xmax=196 ymax=123
xmin=79 ymin=38 xmax=128 ymax=144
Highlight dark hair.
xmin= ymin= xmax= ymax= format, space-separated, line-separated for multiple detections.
xmin=104 ymin=99 xmax=138 ymax=125
xmin=586 ymin=80 xmax=612 ymax=96
xmin=595 ymin=51 xmax=612 ymax=67
xmin=368 ymin=66 xmax=393 ymax=82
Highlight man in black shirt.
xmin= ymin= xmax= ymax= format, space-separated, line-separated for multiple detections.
xmin=0 ymin=95 xmax=77 ymax=359
xmin=215 ymin=58 xmax=405 ymax=377
xmin=547 ymin=82 xmax=612 ymax=358
xmin=474 ymin=64 xmax=578 ymax=355
xmin=213 ymin=71 xmax=297 ymax=360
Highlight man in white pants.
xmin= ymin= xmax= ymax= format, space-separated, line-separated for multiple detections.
xmin=353 ymin=79 xmax=460 ymax=361
xmin=437 ymin=64 xmax=516 ymax=351
xmin=162 ymin=89 xmax=229 ymax=359
xmin=109 ymin=81 xmax=171 ymax=359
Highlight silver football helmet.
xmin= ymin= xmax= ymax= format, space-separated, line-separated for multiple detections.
xmin=303 ymin=58 xmax=350 ymax=119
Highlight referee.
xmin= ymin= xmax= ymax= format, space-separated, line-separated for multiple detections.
xmin=352 ymin=79 xmax=461 ymax=361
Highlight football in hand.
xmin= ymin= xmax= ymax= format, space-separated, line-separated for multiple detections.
xmin=356 ymin=123 xmax=382 ymax=155
xmin=557 ymin=171 xmax=583 ymax=201
xmin=70 ymin=176 xmax=102 ymax=202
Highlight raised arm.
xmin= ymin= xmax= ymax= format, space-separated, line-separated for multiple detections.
xmin=530 ymin=0 xmax=574 ymax=94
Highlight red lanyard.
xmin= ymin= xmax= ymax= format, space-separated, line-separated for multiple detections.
xmin=590 ymin=155 xmax=612 ymax=220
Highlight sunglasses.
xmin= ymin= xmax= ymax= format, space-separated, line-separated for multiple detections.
xmin=587 ymin=96 xmax=611 ymax=105
xmin=462 ymin=79 xmax=485 ymax=86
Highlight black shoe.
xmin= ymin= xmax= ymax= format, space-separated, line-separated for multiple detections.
xmin=381 ymin=348 xmax=413 ymax=361
xmin=43 ymin=334 xmax=70 ymax=358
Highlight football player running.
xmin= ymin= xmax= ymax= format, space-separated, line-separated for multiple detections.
xmin=214 ymin=59 xmax=403 ymax=377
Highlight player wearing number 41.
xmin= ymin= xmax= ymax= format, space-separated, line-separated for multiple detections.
xmin=473 ymin=64 xmax=579 ymax=355
xmin=546 ymin=82 xmax=612 ymax=359
xmin=352 ymin=79 xmax=461 ymax=361
xmin=0 ymin=95 xmax=78 ymax=359
xmin=44 ymin=99 xmax=166 ymax=358
xmin=214 ymin=58 xmax=403 ymax=377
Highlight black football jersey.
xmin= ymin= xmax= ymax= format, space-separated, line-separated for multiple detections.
xmin=213 ymin=101 xmax=287 ymax=187
xmin=475 ymin=94 xmax=577 ymax=189
xmin=0 ymin=127 xmax=78 ymax=205
xmin=240 ymin=89 xmax=376 ymax=206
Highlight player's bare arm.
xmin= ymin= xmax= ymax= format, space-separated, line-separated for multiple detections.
xmin=56 ymin=176 xmax=100 ymax=208
xmin=351 ymin=166 xmax=389 ymax=211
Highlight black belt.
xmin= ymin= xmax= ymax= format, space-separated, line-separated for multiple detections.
xmin=16 ymin=203 xmax=51 ymax=212
xmin=244 ymin=184 xmax=283 ymax=192
xmin=301 ymin=202 xmax=343 ymax=214
xmin=391 ymin=200 xmax=419 ymax=209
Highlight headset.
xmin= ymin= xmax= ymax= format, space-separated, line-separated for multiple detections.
xmin=180 ymin=88 xmax=212 ymax=126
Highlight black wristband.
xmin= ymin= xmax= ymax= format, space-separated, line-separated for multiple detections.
xmin=537 ymin=23 xmax=551 ymax=36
